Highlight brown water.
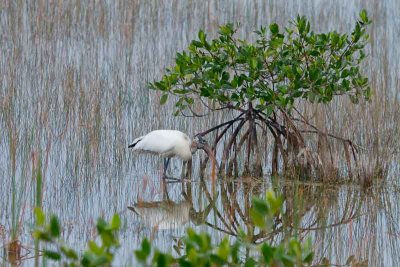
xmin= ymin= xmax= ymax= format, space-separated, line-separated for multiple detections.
xmin=1 ymin=1 xmax=399 ymax=266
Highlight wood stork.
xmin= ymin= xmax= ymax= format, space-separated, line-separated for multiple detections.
xmin=128 ymin=130 xmax=215 ymax=177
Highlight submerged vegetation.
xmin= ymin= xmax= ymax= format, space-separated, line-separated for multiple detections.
xmin=151 ymin=10 xmax=372 ymax=180
xmin=1 ymin=1 xmax=399 ymax=266
xmin=34 ymin=191 xmax=314 ymax=266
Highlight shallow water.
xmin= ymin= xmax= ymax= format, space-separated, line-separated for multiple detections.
xmin=1 ymin=0 xmax=400 ymax=266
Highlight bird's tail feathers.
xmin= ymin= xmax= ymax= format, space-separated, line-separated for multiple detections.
xmin=128 ymin=136 xmax=144 ymax=148
xmin=127 ymin=206 xmax=139 ymax=215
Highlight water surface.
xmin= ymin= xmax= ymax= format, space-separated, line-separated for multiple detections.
xmin=1 ymin=1 xmax=399 ymax=266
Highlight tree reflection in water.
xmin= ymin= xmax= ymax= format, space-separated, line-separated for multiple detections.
xmin=129 ymin=176 xmax=399 ymax=266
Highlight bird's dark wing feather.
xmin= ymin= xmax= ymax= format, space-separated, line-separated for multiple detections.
xmin=128 ymin=136 xmax=144 ymax=148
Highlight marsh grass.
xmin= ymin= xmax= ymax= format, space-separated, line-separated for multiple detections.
xmin=33 ymin=155 xmax=42 ymax=267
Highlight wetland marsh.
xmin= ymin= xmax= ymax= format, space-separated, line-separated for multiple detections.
xmin=1 ymin=1 xmax=400 ymax=266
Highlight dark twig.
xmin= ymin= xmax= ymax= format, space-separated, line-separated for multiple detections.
xmin=195 ymin=113 xmax=245 ymax=137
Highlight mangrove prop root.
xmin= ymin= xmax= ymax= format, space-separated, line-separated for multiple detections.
xmin=220 ymin=119 xmax=247 ymax=174
xmin=194 ymin=107 xmax=361 ymax=179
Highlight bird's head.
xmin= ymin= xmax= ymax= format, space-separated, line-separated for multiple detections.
xmin=190 ymin=135 xmax=208 ymax=154
xmin=190 ymin=135 xmax=218 ymax=166
xmin=190 ymin=135 xmax=208 ymax=153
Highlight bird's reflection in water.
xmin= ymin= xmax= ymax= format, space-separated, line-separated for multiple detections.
xmin=128 ymin=200 xmax=191 ymax=231
xmin=128 ymin=179 xmax=215 ymax=236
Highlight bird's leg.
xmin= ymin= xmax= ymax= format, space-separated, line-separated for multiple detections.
xmin=162 ymin=179 xmax=171 ymax=201
xmin=163 ymin=158 xmax=171 ymax=178
xmin=163 ymin=158 xmax=182 ymax=183
xmin=181 ymin=159 xmax=192 ymax=181
xmin=180 ymin=161 xmax=187 ymax=180
xmin=164 ymin=157 xmax=180 ymax=182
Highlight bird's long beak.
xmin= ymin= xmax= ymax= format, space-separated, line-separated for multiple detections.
xmin=201 ymin=145 xmax=219 ymax=169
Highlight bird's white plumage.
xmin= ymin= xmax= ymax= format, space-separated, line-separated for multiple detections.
xmin=130 ymin=130 xmax=192 ymax=161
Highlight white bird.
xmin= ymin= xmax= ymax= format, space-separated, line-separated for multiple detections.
xmin=128 ymin=130 xmax=214 ymax=177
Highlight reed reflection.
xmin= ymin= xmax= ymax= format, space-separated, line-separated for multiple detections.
xmin=129 ymin=173 xmax=398 ymax=265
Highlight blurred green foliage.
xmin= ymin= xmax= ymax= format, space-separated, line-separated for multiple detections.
xmin=34 ymin=191 xmax=314 ymax=266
